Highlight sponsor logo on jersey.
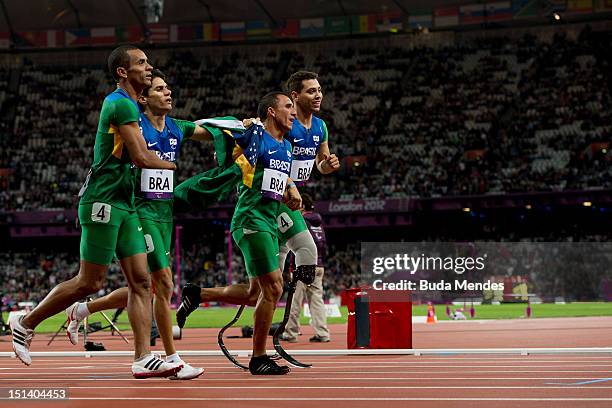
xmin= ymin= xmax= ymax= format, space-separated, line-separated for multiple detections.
xmin=269 ymin=159 xmax=291 ymax=172
xmin=155 ymin=151 xmax=176 ymax=162
xmin=292 ymin=146 xmax=317 ymax=157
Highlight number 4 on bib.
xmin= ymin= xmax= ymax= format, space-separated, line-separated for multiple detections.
xmin=91 ymin=202 xmax=111 ymax=224
xmin=277 ymin=212 xmax=294 ymax=233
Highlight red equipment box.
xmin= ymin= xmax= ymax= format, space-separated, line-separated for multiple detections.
xmin=346 ymin=287 xmax=412 ymax=349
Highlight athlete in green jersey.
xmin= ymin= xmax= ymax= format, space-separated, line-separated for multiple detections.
xmin=229 ymin=92 xmax=301 ymax=374
xmin=65 ymin=70 xmax=213 ymax=379
xmin=177 ymin=72 xmax=339 ymax=328
xmin=10 ymin=46 xmax=182 ymax=379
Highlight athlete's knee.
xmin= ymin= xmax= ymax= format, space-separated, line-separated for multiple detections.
xmin=130 ymin=272 xmax=152 ymax=294
xmin=288 ymin=230 xmax=317 ymax=266
xmin=246 ymin=285 xmax=261 ymax=306
xmin=75 ymin=269 xmax=106 ymax=294
xmin=152 ymin=269 xmax=173 ymax=299
xmin=260 ymin=275 xmax=283 ymax=302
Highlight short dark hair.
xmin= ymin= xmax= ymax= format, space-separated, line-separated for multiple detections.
xmin=142 ymin=69 xmax=166 ymax=97
xmin=302 ymin=193 xmax=314 ymax=211
xmin=286 ymin=71 xmax=318 ymax=94
xmin=257 ymin=91 xmax=290 ymax=120
xmin=107 ymin=44 xmax=140 ymax=82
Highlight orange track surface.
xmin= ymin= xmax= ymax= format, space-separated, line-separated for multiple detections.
xmin=1 ymin=317 xmax=611 ymax=407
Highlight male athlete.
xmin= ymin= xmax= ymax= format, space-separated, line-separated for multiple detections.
xmin=276 ymin=71 xmax=338 ymax=328
xmin=177 ymin=71 xmax=339 ymax=326
xmin=10 ymin=46 xmax=182 ymax=378
xmin=281 ymin=193 xmax=330 ymax=342
xmin=64 ymin=70 xmax=210 ymax=379
xmin=228 ymin=92 xmax=300 ymax=374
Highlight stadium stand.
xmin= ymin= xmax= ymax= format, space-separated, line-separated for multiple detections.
xmin=1 ymin=30 xmax=610 ymax=212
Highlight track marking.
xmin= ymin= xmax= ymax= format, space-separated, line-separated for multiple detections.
xmin=1 ymin=376 xmax=611 ymax=382
xmin=63 ymin=385 xmax=612 ymax=389
xmin=49 ymin=397 xmax=612 ymax=401
xmin=4 ymin=363 xmax=612 ymax=371
xmin=547 ymin=378 xmax=612 ymax=386
xmin=2 ymin=369 xmax=612 ymax=376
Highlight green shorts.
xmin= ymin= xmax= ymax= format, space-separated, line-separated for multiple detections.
xmin=277 ymin=203 xmax=308 ymax=244
xmin=232 ymin=229 xmax=279 ymax=278
xmin=141 ymin=219 xmax=173 ymax=272
xmin=78 ymin=202 xmax=146 ymax=265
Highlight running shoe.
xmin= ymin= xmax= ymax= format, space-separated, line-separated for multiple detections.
xmin=176 ymin=283 xmax=201 ymax=328
xmin=169 ymin=360 xmax=205 ymax=380
xmin=65 ymin=302 xmax=84 ymax=345
xmin=131 ymin=354 xmax=183 ymax=379
xmin=9 ymin=314 xmax=34 ymax=366
xmin=249 ymin=354 xmax=291 ymax=375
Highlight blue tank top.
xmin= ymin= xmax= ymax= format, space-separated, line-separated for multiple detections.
xmin=138 ymin=114 xmax=185 ymax=163
xmin=259 ymin=130 xmax=293 ymax=201
xmin=287 ymin=115 xmax=327 ymax=186
xmin=135 ymin=114 xmax=186 ymax=199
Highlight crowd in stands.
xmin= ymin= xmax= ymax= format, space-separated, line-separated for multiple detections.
xmin=0 ymin=250 xmax=124 ymax=310
xmin=0 ymin=243 xmax=362 ymax=308
xmin=3 ymin=230 xmax=611 ymax=309
xmin=0 ymin=27 xmax=610 ymax=212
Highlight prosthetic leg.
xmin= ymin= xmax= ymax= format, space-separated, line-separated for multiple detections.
xmin=217 ymin=305 xmax=248 ymax=370
xmin=217 ymin=265 xmax=316 ymax=369
xmin=272 ymin=265 xmax=316 ymax=368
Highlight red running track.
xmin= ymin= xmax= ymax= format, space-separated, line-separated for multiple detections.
xmin=1 ymin=354 xmax=612 ymax=408
xmin=0 ymin=317 xmax=611 ymax=407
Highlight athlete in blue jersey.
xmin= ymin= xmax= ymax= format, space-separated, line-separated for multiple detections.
xmin=65 ymin=70 xmax=212 ymax=379
xmin=177 ymin=73 xmax=339 ymax=342
xmin=10 ymin=47 xmax=183 ymax=379
xmin=276 ymin=71 xmax=338 ymax=342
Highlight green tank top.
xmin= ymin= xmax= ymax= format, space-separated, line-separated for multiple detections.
xmin=78 ymin=87 xmax=140 ymax=210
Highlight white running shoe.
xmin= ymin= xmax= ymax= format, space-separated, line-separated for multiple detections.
xmin=169 ymin=361 xmax=205 ymax=380
xmin=65 ymin=302 xmax=82 ymax=345
xmin=9 ymin=314 xmax=34 ymax=366
xmin=131 ymin=354 xmax=183 ymax=379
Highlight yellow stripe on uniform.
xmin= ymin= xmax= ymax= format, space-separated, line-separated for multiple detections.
xmin=109 ymin=125 xmax=124 ymax=159
xmin=232 ymin=145 xmax=255 ymax=188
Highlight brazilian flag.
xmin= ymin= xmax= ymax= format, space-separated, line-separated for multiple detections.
xmin=174 ymin=117 xmax=262 ymax=212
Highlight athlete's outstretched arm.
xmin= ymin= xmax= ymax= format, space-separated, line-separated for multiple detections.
xmin=316 ymin=141 xmax=340 ymax=175
xmin=120 ymin=122 xmax=176 ymax=170
xmin=191 ymin=125 xmax=213 ymax=141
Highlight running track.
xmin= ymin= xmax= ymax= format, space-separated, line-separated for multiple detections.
xmin=1 ymin=316 xmax=611 ymax=407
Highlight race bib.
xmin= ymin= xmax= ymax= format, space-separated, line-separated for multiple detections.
xmin=141 ymin=169 xmax=174 ymax=199
xmin=261 ymin=168 xmax=288 ymax=201
xmin=91 ymin=202 xmax=111 ymax=223
xmin=290 ymin=159 xmax=315 ymax=182
xmin=277 ymin=212 xmax=294 ymax=233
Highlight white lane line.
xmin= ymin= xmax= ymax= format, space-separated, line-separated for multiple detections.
xmin=7 ymin=361 xmax=612 ymax=367
xmin=0 ymin=367 xmax=612 ymax=374
xmin=3 ymin=364 xmax=612 ymax=371
xmin=5 ymin=357 xmax=612 ymax=366
xmin=0 ymin=376 xmax=611 ymax=382
xmin=63 ymin=385 xmax=612 ymax=389
xmin=51 ymin=397 xmax=612 ymax=401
